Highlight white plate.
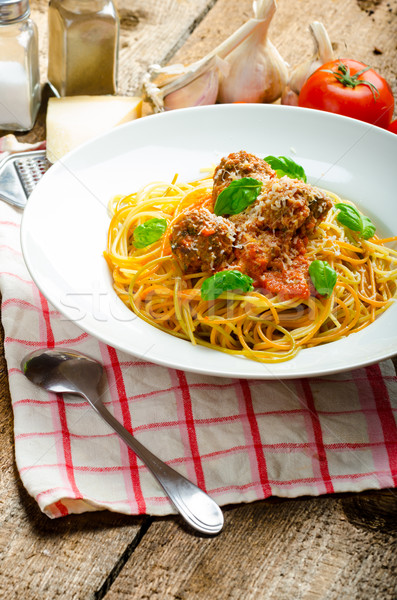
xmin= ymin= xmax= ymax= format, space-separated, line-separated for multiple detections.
xmin=21 ymin=104 xmax=397 ymax=379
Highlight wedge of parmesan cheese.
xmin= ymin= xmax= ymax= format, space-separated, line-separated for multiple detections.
xmin=46 ymin=95 xmax=142 ymax=163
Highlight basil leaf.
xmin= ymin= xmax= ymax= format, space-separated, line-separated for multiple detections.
xmin=201 ymin=270 xmax=254 ymax=301
xmin=214 ymin=177 xmax=262 ymax=216
xmin=361 ymin=215 xmax=376 ymax=240
xmin=309 ymin=260 xmax=337 ymax=297
xmin=133 ymin=218 xmax=167 ymax=249
xmin=334 ymin=203 xmax=363 ymax=232
xmin=264 ymin=155 xmax=307 ymax=182
xmin=335 ymin=203 xmax=376 ymax=239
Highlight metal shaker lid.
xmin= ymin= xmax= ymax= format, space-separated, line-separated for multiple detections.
xmin=0 ymin=0 xmax=30 ymax=23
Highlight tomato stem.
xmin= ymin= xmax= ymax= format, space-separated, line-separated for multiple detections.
xmin=321 ymin=61 xmax=380 ymax=100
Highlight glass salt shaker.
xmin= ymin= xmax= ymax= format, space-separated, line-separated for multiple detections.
xmin=0 ymin=0 xmax=41 ymax=131
xmin=48 ymin=0 xmax=120 ymax=97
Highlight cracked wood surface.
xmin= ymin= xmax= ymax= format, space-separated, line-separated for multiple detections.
xmin=1 ymin=1 xmax=396 ymax=599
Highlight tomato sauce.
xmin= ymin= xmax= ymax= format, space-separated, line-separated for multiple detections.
xmin=259 ymin=255 xmax=310 ymax=300
xmin=234 ymin=236 xmax=311 ymax=299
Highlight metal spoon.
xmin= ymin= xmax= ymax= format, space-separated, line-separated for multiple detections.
xmin=21 ymin=348 xmax=223 ymax=535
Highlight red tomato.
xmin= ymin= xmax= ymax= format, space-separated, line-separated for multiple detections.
xmin=298 ymin=59 xmax=394 ymax=129
xmin=388 ymin=120 xmax=397 ymax=134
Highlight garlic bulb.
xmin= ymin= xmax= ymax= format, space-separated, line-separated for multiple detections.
xmin=143 ymin=0 xmax=287 ymax=111
xmin=281 ymin=21 xmax=334 ymax=106
xmin=217 ymin=0 xmax=288 ymax=104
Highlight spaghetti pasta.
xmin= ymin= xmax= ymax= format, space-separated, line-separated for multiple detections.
xmin=104 ymin=153 xmax=397 ymax=363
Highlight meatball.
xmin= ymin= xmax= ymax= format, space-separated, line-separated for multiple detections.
xmin=300 ymin=186 xmax=333 ymax=235
xmin=212 ymin=150 xmax=276 ymax=203
xmin=170 ymin=208 xmax=235 ymax=273
xmin=230 ymin=177 xmax=331 ymax=235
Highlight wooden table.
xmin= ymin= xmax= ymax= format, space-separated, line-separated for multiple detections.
xmin=1 ymin=1 xmax=396 ymax=598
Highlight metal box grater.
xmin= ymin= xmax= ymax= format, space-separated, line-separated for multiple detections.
xmin=0 ymin=150 xmax=51 ymax=209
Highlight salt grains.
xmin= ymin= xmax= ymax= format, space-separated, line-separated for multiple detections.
xmin=0 ymin=1 xmax=41 ymax=131
xmin=0 ymin=62 xmax=35 ymax=130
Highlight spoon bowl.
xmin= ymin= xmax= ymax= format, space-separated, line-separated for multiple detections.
xmin=23 ymin=349 xmax=103 ymax=395
xmin=22 ymin=348 xmax=223 ymax=535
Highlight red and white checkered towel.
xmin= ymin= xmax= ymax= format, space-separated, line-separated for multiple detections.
xmin=1 ymin=141 xmax=397 ymax=518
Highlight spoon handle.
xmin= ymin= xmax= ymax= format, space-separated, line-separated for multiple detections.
xmin=84 ymin=390 xmax=223 ymax=535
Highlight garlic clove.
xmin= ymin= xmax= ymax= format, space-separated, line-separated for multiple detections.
xmin=217 ymin=0 xmax=288 ymax=104
xmin=163 ymin=57 xmax=229 ymax=111
xmin=163 ymin=71 xmax=217 ymax=110
xmin=143 ymin=55 xmax=229 ymax=112
xmin=279 ymin=85 xmax=299 ymax=106
xmin=281 ymin=21 xmax=334 ymax=104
